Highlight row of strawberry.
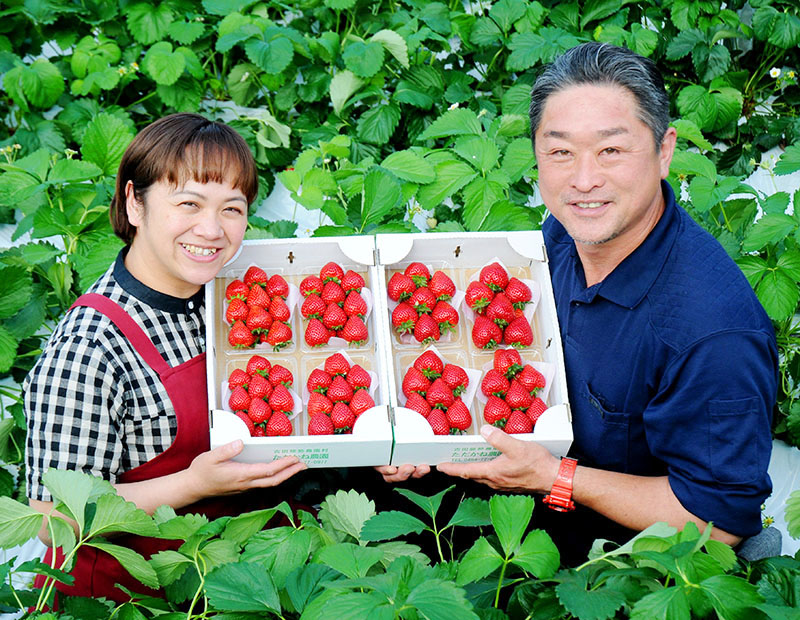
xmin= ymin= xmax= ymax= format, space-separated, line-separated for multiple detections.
xmin=227 ymin=355 xmax=295 ymax=436
xmin=305 ymin=353 xmax=376 ymax=435
xmin=299 ymin=263 xmax=369 ymax=347
xmin=480 ymin=349 xmax=548 ymax=433
xmin=225 ymin=266 xmax=293 ymax=351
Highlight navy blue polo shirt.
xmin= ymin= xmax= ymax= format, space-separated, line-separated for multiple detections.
xmin=542 ymin=181 xmax=777 ymax=538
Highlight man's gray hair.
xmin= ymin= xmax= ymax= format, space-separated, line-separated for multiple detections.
xmin=529 ymin=42 xmax=670 ymax=150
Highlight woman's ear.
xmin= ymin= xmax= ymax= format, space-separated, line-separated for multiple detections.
xmin=124 ymin=180 xmax=144 ymax=228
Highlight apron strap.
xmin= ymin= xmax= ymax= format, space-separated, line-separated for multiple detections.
xmin=70 ymin=293 xmax=170 ymax=375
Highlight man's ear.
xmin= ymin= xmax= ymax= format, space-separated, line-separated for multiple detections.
xmin=124 ymin=180 xmax=144 ymax=228
xmin=659 ymin=127 xmax=678 ymax=180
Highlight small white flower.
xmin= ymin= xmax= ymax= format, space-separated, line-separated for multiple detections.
xmin=448 ymin=102 xmax=459 ymax=111
xmin=770 ymin=67 xmax=781 ymax=78
xmin=241 ymin=71 xmax=250 ymax=82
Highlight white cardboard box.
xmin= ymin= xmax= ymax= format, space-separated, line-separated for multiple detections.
xmin=206 ymin=232 xmax=571 ymax=467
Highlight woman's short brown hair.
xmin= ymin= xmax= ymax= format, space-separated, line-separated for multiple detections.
xmin=110 ymin=113 xmax=259 ymax=244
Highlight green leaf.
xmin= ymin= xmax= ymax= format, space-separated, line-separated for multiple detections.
xmin=417 ymin=159 xmax=477 ymax=210
xmin=769 ymin=12 xmax=800 ymax=48
xmin=0 ymin=323 xmax=17 ymax=373
xmin=671 ymin=119 xmax=713 ymax=151
xmin=318 ymin=542 xmax=384 ymax=578
xmin=470 ymin=18 xmax=502 ymax=47
xmin=666 ymin=29 xmax=703 ymax=61
xmin=446 ymin=498 xmax=490 ymax=528
xmin=743 ymin=214 xmax=797 ymax=252
xmin=557 ymin=572 xmax=627 ymax=619
xmin=203 ymin=0 xmax=256 ymax=14
xmin=490 ymin=0 xmax=527 ymax=33
xmin=72 ymin=231 xmax=124 ymax=292
xmin=761 ymin=191 xmax=791 ymax=215
xmin=325 ymin=0 xmax=356 ymax=9
xmin=0 ymin=266 xmax=31 ymax=319
xmin=631 ymin=586 xmax=691 ymax=620
xmin=0 ymin=497 xmax=43 ymax=548
xmin=168 ymin=20 xmax=205 ymax=45
xmin=370 ymin=30 xmax=409 ymax=69
xmin=775 ymin=144 xmax=800 ymax=176
xmin=318 ymin=489 xmax=375 ymax=541
xmin=407 ymin=578 xmax=480 ymax=620
xmin=88 ymin=493 xmax=159 ymax=538
xmin=786 ymin=489 xmax=800 ymax=540
xmin=143 ymin=41 xmax=185 ymax=86
xmin=736 ymin=256 xmax=769 ymax=288
xmin=357 ymin=104 xmax=401 ymax=146
xmin=381 ymin=150 xmax=436 ymax=184
xmin=456 ymin=537 xmax=503 ymax=585
xmin=507 ymin=28 xmax=580 ymax=71
xmin=777 ymin=250 xmax=800 ymax=281
xmin=669 ymin=150 xmax=716 ymax=181
xmin=43 ymin=469 xmax=97 ymax=532
xmin=417 ymin=109 xmax=482 ymax=141
xmin=701 ymin=574 xmax=764 ymax=617
xmin=343 ymin=41 xmax=385 ymax=78
xmin=204 ymin=562 xmax=280 ymax=613
xmin=756 ymin=269 xmax=799 ymax=322
xmin=395 ymin=485 xmax=454 ymax=520
xmin=245 ymin=35 xmax=294 ymax=74
xmin=419 ymin=2 xmax=451 ymax=35
xmin=241 ymin=527 xmax=312 ymax=588
xmin=512 ymin=529 xmax=560 ymax=577
xmin=462 ymin=177 xmax=504 ymax=230
xmin=81 ymin=113 xmax=134 ymax=176
xmin=490 ymin=494 xmax=534 ymax=556
xmin=150 ymin=550 xmax=191 ymax=586
xmin=20 ymin=59 xmax=64 ymax=109
xmin=222 ymin=504 xmax=292 ymax=546
xmin=216 ymin=15 xmax=260 ymax=52
xmin=454 ymin=135 xmax=499 ymax=173
xmin=501 ymin=138 xmax=536 ymax=183
xmin=87 ymin=541 xmax=159 ymax=589
xmin=362 ymin=168 xmax=402 ymax=230
xmin=330 ymin=70 xmax=364 ymax=116
xmin=126 ymin=2 xmax=174 ymax=45
xmin=360 ymin=511 xmax=428 ymax=541
xmin=47 ymin=159 xmax=102 ymax=184
xmin=628 ymin=23 xmax=658 ymax=57
xmin=286 ymin=564 xmax=337 ymax=614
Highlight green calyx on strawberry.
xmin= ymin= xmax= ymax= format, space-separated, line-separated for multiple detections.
xmin=479 ymin=262 xmax=509 ymax=292
xmin=320 ymin=261 xmax=344 ymax=284
xmin=392 ymin=302 xmax=417 ymax=335
xmin=485 ymin=293 xmax=514 ymax=328
xmin=246 ymin=355 xmax=271 ymax=377
xmin=246 ymin=305 xmax=273 ymax=334
xmin=244 ymin=266 xmax=268 ymax=289
xmin=225 ymin=279 xmax=249 ymax=301
xmin=410 ymin=287 xmax=436 ymax=314
xmin=404 ymin=262 xmax=431 ymax=288
xmin=413 ymin=350 xmax=444 ymax=380
xmin=494 ymin=348 xmax=523 ymax=379
xmin=483 ymin=395 xmax=511 ymax=427
xmin=225 ymin=298 xmax=248 ymax=323
xmin=323 ymin=303 xmax=347 ymax=331
xmin=481 ymin=368 xmax=510 ymax=398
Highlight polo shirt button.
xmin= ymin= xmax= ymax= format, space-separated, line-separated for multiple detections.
xmin=188 ymin=301 xmax=194 ymax=310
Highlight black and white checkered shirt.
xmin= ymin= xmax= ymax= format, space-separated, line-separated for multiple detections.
xmin=25 ymin=251 xmax=206 ymax=502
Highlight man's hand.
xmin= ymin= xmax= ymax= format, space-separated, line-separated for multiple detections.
xmin=375 ymin=464 xmax=431 ymax=483
xmin=436 ymin=425 xmax=561 ymax=493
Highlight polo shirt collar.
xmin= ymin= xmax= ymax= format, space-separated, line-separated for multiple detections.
xmin=113 ymin=249 xmax=205 ymax=315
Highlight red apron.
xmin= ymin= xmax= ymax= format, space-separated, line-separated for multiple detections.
xmin=35 ymin=293 xmax=249 ymax=602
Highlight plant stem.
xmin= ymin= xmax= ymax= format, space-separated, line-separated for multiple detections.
xmin=493 ymin=559 xmax=508 ymax=608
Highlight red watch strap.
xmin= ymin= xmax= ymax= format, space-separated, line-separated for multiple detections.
xmin=543 ymin=457 xmax=578 ymax=512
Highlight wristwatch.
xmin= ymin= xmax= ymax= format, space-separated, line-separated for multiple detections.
xmin=543 ymin=457 xmax=578 ymax=512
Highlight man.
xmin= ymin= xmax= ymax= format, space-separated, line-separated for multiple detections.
xmin=391 ymin=42 xmax=778 ymax=565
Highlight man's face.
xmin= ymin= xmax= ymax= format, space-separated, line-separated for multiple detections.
xmin=535 ymin=83 xmax=676 ymax=251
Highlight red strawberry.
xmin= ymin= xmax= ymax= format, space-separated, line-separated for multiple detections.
xmin=248 ymin=398 xmax=272 ymax=424
xmin=235 ymin=410 xmax=256 ymax=435
xmin=465 ymin=281 xmax=494 ymax=314
xmin=527 ymin=397 xmax=548 ymax=424
xmin=446 ymin=399 xmax=472 ymax=432
xmin=308 ymin=411 xmax=335 ymax=435
xmin=472 ymin=315 xmax=502 ymax=349
xmin=405 ymin=392 xmax=431 ymax=418
xmin=320 ymin=261 xmax=344 ymax=284
xmin=266 ymin=321 xmax=292 ymax=351
xmin=413 ymin=350 xmax=443 ymax=379
xmin=414 ymin=313 xmax=440 ymax=344
xmin=343 ymin=291 xmax=367 ymax=318
xmin=268 ymin=384 xmax=294 ymax=413
xmin=410 ymin=287 xmax=436 ymax=314
xmin=307 ymin=368 xmax=333 ymax=394
xmin=301 ymin=294 xmax=326 ymax=319
xmin=483 ymin=395 xmax=511 ymax=426
xmin=481 ymin=368 xmax=510 ymax=398
xmin=494 ymin=349 xmax=523 ymax=379
xmin=229 ymin=386 xmax=250 ymax=412
xmin=350 ymin=389 xmax=375 ymax=417
xmin=517 ymin=365 xmax=546 ymax=395
xmin=266 ymin=410 xmax=293 ymax=436
xmin=248 ymin=373 xmax=272 ymax=400
xmin=228 ymin=320 xmax=255 ymax=349
xmin=225 ymin=297 xmax=249 ymax=323
xmin=391 ymin=302 xmax=417 ymax=335
xmin=244 ymin=266 xmax=268 ymax=289
xmin=228 ymin=368 xmax=250 ymax=390
xmin=402 ymin=367 xmax=431 ymax=397
xmin=266 ymin=274 xmax=289 ymax=299
xmin=441 ymin=364 xmax=468 ymax=396
xmin=485 ymin=293 xmax=514 ymax=327
xmin=346 ymin=364 xmax=372 ymax=390
xmin=505 ymin=277 xmax=532 ymax=309
xmin=269 ymin=297 xmax=291 ymax=323
xmin=431 ymin=301 xmax=458 ymax=334
xmin=253 ymin=425 xmax=266 ymax=437
xmin=506 ymin=380 xmax=533 ymax=411
xmin=341 ymin=270 xmax=365 ymax=294
xmin=504 ymin=317 xmax=533 ymax=348
xmin=307 ymin=392 xmax=333 ymax=416
xmin=324 ymin=353 xmax=350 ymax=376
xmin=505 ymin=410 xmax=533 ymax=434
xmin=429 ymin=270 xmax=455 ymax=301
xmin=246 ymin=355 xmax=271 ymax=377
xmin=323 ymin=303 xmax=347 ymax=331
xmin=387 ymin=272 xmax=416 ymax=301
xmin=300 ymin=275 xmax=324 ymax=297
xmin=404 ymin=262 xmax=430 ymax=287
xmin=225 ymin=279 xmax=249 ymax=301
xmin=331 ymin=402 xmax=356 ymax=432
xmin=479 ymin=262 xmax=509 ymax=292
xmin=246 ymin=305 xmax=273 ymax=334
xmin=321 ymin=281 xmax=346 ymax=306
xmin=246 ymin=284 xmax=270 ymax=308
xmin=268 ymin=364 xmax=293 ymax=388
xmin=426 ymin=378 xmax=454 ymax=410
xmin=427 ymin=409 xmax=449 ymax=435
xmin=305 ymin=318 xmax=331 ymax=347
xmin=327 ymin=375 xmax=354 ymax=403
xmin=341 ymin=315 xmax=368 ymax=345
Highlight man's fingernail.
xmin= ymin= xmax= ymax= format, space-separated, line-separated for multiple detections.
xmin=480 ymin=424 xmax=495 ymax=440
xmin=387 ymin=466 xmax=397 ymax=474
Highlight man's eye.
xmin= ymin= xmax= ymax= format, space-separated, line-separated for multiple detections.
xmin=603 ymin=147 xmax=619 ymax=154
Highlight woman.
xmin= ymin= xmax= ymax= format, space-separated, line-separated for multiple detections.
xmin=25 ymin=113 xmax=306 ymax=602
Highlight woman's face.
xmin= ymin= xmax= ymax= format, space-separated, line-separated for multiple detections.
xmin=125 ymin=177 xmax=248 ymax=298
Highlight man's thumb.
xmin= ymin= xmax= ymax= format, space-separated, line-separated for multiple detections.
xmin=480 ymin=424 xmax=517 ymax=453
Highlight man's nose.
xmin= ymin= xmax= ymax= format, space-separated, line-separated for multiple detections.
xmin=570 ymin=153 xmax=604 ymax=193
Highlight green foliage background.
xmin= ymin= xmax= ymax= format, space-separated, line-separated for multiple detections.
xmin=0 ymin=0 xmax=798 ymax=486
